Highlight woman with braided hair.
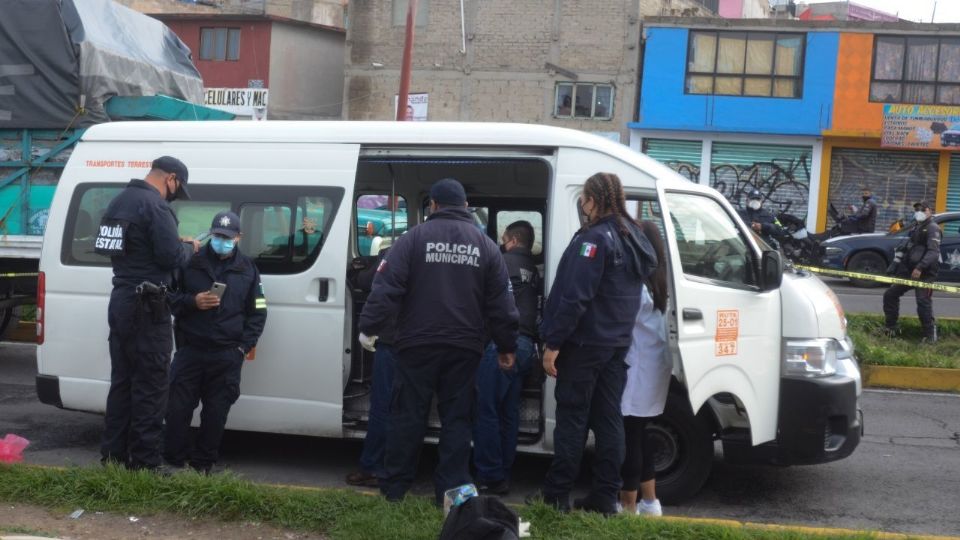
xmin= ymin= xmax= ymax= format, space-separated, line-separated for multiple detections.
xmin=535 ymin=172 xmax=657 ymax=515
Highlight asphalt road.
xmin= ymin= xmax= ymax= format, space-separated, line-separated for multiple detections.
xmin=2 ymin=341 xmax=959 ymax=536
xmin=824 ymin=277 xmax=960 ymax=318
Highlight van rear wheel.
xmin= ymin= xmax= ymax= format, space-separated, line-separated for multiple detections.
xmin=647 ymin=393 xmax=715 ymax=504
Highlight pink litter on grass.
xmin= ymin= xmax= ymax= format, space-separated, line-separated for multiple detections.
xmin=0 ymin=434 xmax=30 ymax=463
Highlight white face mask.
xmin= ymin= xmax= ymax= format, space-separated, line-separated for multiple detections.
xmin=914 ymin=211 xmax=928 ymax=222
xmin=748 ymin=200 xmax=762 ymax=211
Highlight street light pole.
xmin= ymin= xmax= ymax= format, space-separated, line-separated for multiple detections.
xmin=396 ymin=0 xmax=418 ymax=121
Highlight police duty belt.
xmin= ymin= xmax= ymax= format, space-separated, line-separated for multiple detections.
xmin=794 ymin=265 xmax=960 ymax=295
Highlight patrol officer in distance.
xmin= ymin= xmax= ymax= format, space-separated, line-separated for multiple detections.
xmin=358 ymin=178 xmax=519 ymax=505
xmin=883 ymin=201 xmax=942 ymax=343
xmin=164 ymin=211 xmax=267 ymax=473
xmin=737 ymin=189 xmax=784 ymax=248
xmin=95 ymin=156 xmax=195 ymax=471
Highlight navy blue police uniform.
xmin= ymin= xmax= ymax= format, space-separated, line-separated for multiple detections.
xmin=737 ymin=206 xmax=784 ymax=247
xmin=96 ymin=156 xmax=193 ymax=469
xmin=539 ymin=214 xmax=654 ymax=514
xmin=473 ymin=243 xmax=540 ymax=492
xmin=358 ymin=179 xmax=519 ymax=504
xmin=883 ymin=209 xmax=942 ymax=341
xmin=164 ymin=211 xmax=267 ymax=472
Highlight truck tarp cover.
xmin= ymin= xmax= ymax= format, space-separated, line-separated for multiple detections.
xmin=0 ymin=0 xmax=203 ymax=129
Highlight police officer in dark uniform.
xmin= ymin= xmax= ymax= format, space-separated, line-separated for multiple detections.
xmin=346 ymin=247 xmax=398 ymax=488
xmin=163 ymin=211 xmax=267 ymax=473
xmin=536 ymin=172 xmax=655 ymax=515
xmin=473 ymin=220 xmax=540 ymax=495
xmin=883 ymin=201 xmax=942 ymax=343
xmin=358 ymin=178 xmax=519 ymax=504
xmin=849 ymin=187 xmax=878 ymax=233
xmin=96 ymin=156 xmax=195 ymax=471
xmin=738 ymin=189 xmax=784 ymax=248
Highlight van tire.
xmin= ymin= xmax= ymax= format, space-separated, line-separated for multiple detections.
xmin=646 ymin=393 xmax=715 ymax=504
xmin=0 ymin=305 xmax=19 ymax=341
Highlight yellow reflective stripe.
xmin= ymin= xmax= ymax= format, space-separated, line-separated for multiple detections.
xmin=255 ymin=298 xmax=267 ymax=309
xmin=795 ymin=265 xmax=960 ymax=294
xmin=0 ymin=272 xmax=39 ymax=278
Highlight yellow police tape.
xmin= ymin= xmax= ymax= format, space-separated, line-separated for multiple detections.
xmin=0 ymin=272 xmax=39 ymax=278
xmin=794 ymin=264 xmax=960 ymax=294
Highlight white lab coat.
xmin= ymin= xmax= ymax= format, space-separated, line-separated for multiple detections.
xmin=621 ymin=285 xmax=671 ymax=418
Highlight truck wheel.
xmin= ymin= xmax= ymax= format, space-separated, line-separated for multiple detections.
xmin=0 ymin=305 xmax=20 ymax=340
xmin=647 ymin=393 xmax=715 ymax=504
xmin=846 ymin=252 xmax=886 ymax=288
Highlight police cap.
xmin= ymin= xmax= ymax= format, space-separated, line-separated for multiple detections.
xmin=152 ymin=156 xmax=190 ymax=200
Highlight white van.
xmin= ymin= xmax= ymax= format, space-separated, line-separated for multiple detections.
xmin=36 ymin=122 xmax=861 ymax=502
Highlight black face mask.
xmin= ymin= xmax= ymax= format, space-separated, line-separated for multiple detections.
xmin=499 ymin=244 xmax=507 ymax=254
xmin=165 ymin=179 xmax=178 ymax=203
xmin=577 ymin=200 xmax=590 ymax=226
xmin=862 ymin=196 xmax=871 ymax=202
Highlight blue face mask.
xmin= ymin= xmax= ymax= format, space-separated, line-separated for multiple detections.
xmin=210 ymin=236 xmax=236 ymax=256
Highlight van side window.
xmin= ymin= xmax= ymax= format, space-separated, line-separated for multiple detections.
xmin=62 ymin=185 xmax=124 ymax=265
xmin=356 ymin=194 xmax=407 ymax=256
xmin=496 ymin=210 xmax=543 ymax=256
xmin=665 ymin=192 xmax=756 ymax=287
xmin=171 ymin=201 xmax=231 ymax=238
xmin=61 ymin=183 xmax=344 ymax=274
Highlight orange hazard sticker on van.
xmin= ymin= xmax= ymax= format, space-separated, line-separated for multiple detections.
xmin=715 ymin=309 xmax=739 ymax=356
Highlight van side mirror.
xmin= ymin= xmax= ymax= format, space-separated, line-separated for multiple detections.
xmin=760 ymin=250 xmax=783 ymax=291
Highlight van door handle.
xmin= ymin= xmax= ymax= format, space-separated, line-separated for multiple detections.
xmin=318 ymin=279 xmax=330 ymax=302
xmin=682 ymin=308 xmax=702 ymax=321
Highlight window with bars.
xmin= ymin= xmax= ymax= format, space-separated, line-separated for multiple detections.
xmin=199 ymin=27 xmax=241 ymax=61
xmin=685 ymin=31 xmax=805 ymax=98
xmin=554 ymin=83 xmax=614 ymax=120
xmin=870 ymin=36 xmax=960 ymax=105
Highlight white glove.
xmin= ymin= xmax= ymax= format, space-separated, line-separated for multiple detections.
xmin=359 ymin=332 xmax=378 ymax=352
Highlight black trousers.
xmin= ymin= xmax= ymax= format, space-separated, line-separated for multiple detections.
xmin=101 ymin=294 xmax=173 ymax=469
xmin=543 ymin=344 xmax=628 ymax=510
xmin=163 ymin=345 xmax=244 ymax=469
xmin=381 ymin=345 xmax=480 ymax=504
xmin=883 ymin=283 xmax=935 ymax=334
xmin=621 ymin=416 xmax=655 ymax=491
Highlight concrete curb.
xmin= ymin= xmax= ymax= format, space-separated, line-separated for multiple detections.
xmin=862 ymin=365 xmax=960 ymax=392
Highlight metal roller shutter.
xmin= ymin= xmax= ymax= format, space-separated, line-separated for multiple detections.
xmin=642 ymin=139 xmax=702 ymax=182
xmin=829 ymin=148 xmax=939 ymax=233
xmin=948 ymin=154 xmax=960 ymax=212
xmin=710 ymin=142 xmax=813 ymax=219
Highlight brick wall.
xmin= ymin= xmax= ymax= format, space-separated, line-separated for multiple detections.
xmin=119 ymin=0 xmax=346 ymax=28
xmin=344 ymin=0 xmax=645 ymax=140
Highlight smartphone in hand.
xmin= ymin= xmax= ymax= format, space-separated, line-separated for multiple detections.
xmin=209 ymin=281 xmax=227 ymax=299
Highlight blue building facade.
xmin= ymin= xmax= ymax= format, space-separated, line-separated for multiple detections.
xmin=629 ymin=22 xmax=841 ymax=228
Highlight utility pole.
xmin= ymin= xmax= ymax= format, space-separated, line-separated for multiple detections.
xmin=396 ymin=0 xmax=418 ymax=121
xmin=931 ymin=0 xmax=938 ymax=23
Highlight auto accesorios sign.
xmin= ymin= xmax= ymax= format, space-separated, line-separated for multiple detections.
xmin=881 ymin=104 xmax=960 ymax=151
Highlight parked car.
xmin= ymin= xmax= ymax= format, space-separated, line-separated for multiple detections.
xmin=819 ymin=212 xmax=960 ymax=287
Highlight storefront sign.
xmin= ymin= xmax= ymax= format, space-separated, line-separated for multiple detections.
xmin=882 ymin=104 xmax=960 ymax=151
xmin=203 ymin=88 xmax=269 ymax=118
xmin=393 ymin=93 xmax=428 ymax=121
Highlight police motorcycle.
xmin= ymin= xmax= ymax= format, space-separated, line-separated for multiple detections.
xmin=774 ymin=212 xmax=822 ymax=265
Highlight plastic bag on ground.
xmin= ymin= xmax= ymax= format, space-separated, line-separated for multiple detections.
xmin=0 ymin=433 xmax=31 ymax=463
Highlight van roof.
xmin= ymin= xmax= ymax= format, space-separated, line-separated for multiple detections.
xmin=80 ymin=121 xmax=695 ymax=191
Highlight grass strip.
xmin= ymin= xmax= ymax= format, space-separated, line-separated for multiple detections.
xmin=847 ymin=314 xmax=960 ymax=369
xmin=0 ymin=464 xmax=887 ymax=540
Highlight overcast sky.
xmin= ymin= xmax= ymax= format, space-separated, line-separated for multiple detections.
xmin=803 ymin=0 xmax=960 ymax=22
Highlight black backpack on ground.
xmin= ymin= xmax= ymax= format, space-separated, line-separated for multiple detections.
xmin=438 ymin=496 xmax=519 ymax=540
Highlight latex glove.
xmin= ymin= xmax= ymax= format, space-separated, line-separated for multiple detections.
xmin=359 ymin=332 xmax=378 ymax=352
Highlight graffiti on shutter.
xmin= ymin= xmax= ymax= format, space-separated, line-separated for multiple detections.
xmin=642 ymin=139 xmax=703 ymax=182
xmin=829 ymin=148 xmax=939 ymax=233
xmin=948 ymin=155 xmax=960 ymax=213
xmin=710 ymin=143 xmax=812 ymax=219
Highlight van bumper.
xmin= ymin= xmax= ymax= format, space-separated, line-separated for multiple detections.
xmin=36 ymin=374 xmax=63 ymax=408
xmin=722 ymin=375 xmax=861 ymax=466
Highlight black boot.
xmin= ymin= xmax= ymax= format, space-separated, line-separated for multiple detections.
xmin=922 ymin=326 xmax=938 ymax=344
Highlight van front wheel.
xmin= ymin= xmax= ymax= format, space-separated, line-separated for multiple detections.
xmin=646 ymin=393 xmax=715 ymax=504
